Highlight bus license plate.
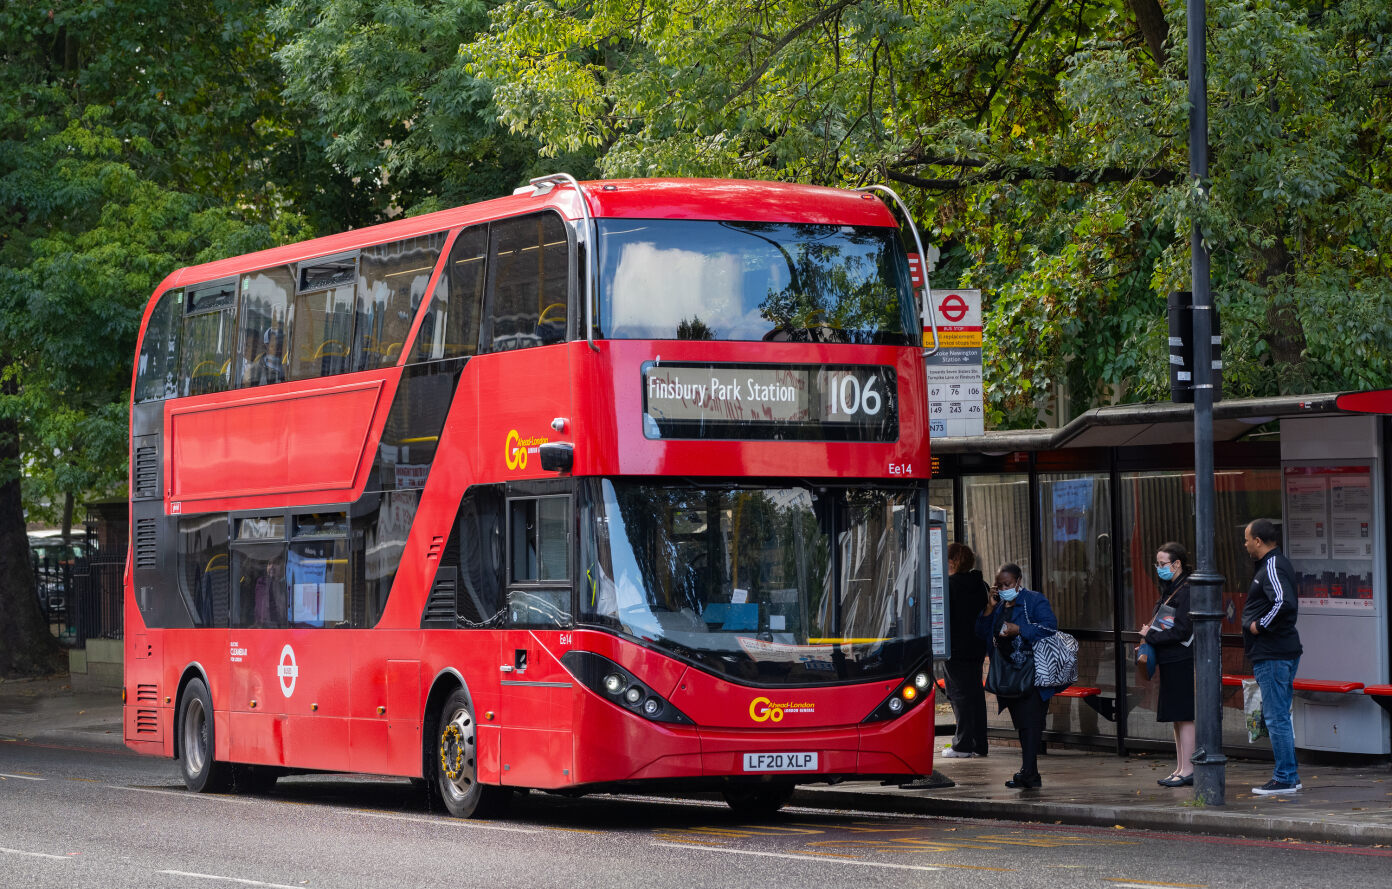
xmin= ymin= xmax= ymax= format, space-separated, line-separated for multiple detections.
xmin=742 ymin=752 xmax=818 ymax=772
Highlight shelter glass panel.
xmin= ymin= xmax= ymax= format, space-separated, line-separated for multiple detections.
xmin=1119 ymin=466 xmax=1282 ymax=747
xmin=961 ymin=474 xmax=1032 ymax=589
xmin=1038 ymin=472 xmax=1113 ymax=631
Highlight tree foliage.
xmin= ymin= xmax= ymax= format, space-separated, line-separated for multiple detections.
xmin=0 ymin=1 xmax=338 ymax=673
xmin=464 ymin=0 xmax=1392 ymax=425
xmin=269 ymin=0 xmax=558 ymax=214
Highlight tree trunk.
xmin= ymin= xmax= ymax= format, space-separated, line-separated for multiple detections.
xmin=0 ymin=368 xmax=63 ymax=676
xmin=1126 ymin=0 xmax=1169 ymax=67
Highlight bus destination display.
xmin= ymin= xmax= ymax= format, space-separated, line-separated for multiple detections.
xmin=642 ymin=362 xmax=897 ymax=441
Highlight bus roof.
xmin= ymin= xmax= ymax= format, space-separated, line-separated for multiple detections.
xmin=153 ymin=178 xmax=901 ymax=292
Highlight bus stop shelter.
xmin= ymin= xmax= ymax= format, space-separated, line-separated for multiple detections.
xmin=928 ymin=390 xmax=1392 ymax=759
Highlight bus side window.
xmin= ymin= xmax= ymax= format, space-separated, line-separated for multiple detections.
xmin=506 ymin=495 xmax=572 ymax=627
xmin=413 ymin=226 xmax=485 ymax=363
xmin=135 ymin=288 xmax=182 ymax=403
xmin=288 ymin=512 xmax=350 ymax=628
xmin=229 ymin=516 xmax=287 ymax=629
xmin=356 ymin=489 xmax=420 ymax=626
xmin=178 ymin=515 xmax=230 ymax=628
xmin=482 ymin=213 xmax=569 ymax=353
xmin=238 ymin=267 xmax=293 ymax=388
xmin=355 ymin=232 xmax=447 ymax=371
xmin=457 ymin=486 xmax=506 ymax=628
xmin=181 ymin=279 xmax=238 ymax=397
xmin=292 ymin=254 xmax=357 ymax=381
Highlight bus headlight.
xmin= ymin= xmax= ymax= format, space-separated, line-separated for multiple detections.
xmin=862 ymin=663 xmax=934 ymax=723
xmin=561 ymin=650 xmax=694 ymax=726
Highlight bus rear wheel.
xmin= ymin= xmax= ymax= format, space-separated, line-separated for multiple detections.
xmin=431 ymin=688 xmax=510 ymax=819
xmin=722 ymin=783 xmax=795 ymax=817
xmin=177 ymin=677 xmax=233 ymax=793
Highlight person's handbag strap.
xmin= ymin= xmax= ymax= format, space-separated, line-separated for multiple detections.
xmin=1017 ymin=594 xmax=1055 ymax=637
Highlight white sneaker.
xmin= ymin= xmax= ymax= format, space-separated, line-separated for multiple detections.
xmin=940 ymin=747 xmax=976 ymax=759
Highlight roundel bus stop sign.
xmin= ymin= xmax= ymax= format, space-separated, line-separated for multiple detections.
xmin=938 ymin=292 xmax=970 ymax=324
xmin=925 ymin=290 xmax=984 ymax=438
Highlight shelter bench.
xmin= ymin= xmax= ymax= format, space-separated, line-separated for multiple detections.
xmin=1220 ymin=674 xmax=1366 ymax=695
xmin=937 ymin=678 xmax=1114 ymax=721
xmin=1363 ymin=684 xmax=1392 ymax=715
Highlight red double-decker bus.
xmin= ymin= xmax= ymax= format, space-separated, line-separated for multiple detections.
xmin=124 ymin=176 xmax=938 ymax=817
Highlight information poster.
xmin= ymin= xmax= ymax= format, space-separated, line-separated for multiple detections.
xmin=930 ymin=525 xmax=948 ymax=658
xmin=1285 ymin=465 xmax=1375 ymax=613
xmin=924 ymin=290 xmax=984 ymax=438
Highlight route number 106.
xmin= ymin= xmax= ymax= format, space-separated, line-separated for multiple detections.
xmin=826 ymin=373 xmax=883 ymax=416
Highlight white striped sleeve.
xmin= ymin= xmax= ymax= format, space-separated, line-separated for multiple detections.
xmin=1259 ymin=563 xmax=1286 ymax=627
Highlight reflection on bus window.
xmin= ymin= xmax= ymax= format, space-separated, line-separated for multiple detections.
xmin=136 ymin=289 xmax=181 ymax=403
xmin=484 ymin=214 xmax=568 ymax=352
xmin=415 ymin=226 xmax=485 ymax=362
xmin=238 ymin=267 xmax=293 ymax=387
xmin=580 ymin=480 xmax=926 ymax=685
xmin=181 ymin=279 xmax=238 ymax=397
xmin=597 ymin=220 xmax=915 ymax=344
xmin=177 ymin=515 xmax=229 ymax=628
xmin=356 ymin=233 xmax=446 ymax=370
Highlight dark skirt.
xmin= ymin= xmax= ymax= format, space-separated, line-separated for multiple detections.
xmin=1156 ymin=657 xmax=1195 ymax=723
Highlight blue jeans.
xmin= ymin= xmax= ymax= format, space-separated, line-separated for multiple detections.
xmin=1253 ymin=656 xmax=1300 ymax=785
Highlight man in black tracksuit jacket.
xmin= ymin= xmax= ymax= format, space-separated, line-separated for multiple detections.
xmin=1242 ymin=518 xmax=1303 ymax=795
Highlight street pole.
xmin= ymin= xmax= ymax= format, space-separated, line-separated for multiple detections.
xmin=1188 ymin=0 xmax=1226 ymax=806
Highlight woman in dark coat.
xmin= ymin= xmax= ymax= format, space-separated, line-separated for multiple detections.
xmin=975 ymin=563 xmax=1062 ymax=790
xmin=1139 ymin=541 xmax=1195 ymax=787
xmin=942 ymin=542 xmax=990 ymax=758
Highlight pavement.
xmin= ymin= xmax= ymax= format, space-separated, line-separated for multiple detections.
xmin=3 ymin=674 xmax=1390 ymax=846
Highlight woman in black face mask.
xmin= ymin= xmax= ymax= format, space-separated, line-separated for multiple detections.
xmin=1139 ymin=541 xmax=1195 ymax=787
xmin=976 ymin=563 xmax=1061 ymax=790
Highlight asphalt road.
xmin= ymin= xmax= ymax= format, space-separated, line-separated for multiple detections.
xmin=2 ymin=740 xmax=1390 ymax=889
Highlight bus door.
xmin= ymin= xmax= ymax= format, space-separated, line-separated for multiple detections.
xmin=227 ymin=513 xmax=353 ymax=771
xmin=497 ymin=485 xmax=576 ymax=788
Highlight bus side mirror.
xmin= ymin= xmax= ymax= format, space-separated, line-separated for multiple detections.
xmin=539 ymin=442 xmax=573 ymax=473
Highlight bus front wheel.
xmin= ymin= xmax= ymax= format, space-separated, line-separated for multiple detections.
xmin=177 ymin=677 xmax=233 ymax=793
xmin=431 ymin=688 xmax=510 ymax=818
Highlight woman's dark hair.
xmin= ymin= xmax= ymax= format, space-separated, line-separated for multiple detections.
xmin=947 ymin=542 xmax=975 ymax=572
xmin=1157 ymin=541 xmax=1189 ymax=573
xmin=997 ymin=563 xmax=1023 ymax=584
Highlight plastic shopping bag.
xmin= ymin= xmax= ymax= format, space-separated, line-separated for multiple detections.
xmin=1243 ymin=678 xmax=1268 ymax=743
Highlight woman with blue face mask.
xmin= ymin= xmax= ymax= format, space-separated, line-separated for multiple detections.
xmin=1139 ymin=541 xmax=1195 ymax=787
xmin=976 ymin=563 xmax=1061 ymax=790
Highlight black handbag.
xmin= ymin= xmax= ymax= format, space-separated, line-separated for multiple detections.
xmin=985 ymin=640 xmax=1036 ymax=698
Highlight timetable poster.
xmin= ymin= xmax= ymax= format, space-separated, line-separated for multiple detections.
xmin=929 ymin=525 xmax=948 ymax=658
xmin=1284 ymin=465 xmax=1376 ymax=613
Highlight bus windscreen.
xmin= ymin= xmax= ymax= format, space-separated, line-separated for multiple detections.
xmin=597 ymin=220 xmax=917 ymax=344
xmin=580 ymin=479 xmax=929 ymax=685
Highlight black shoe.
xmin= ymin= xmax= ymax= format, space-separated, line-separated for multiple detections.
xmin=1157 ymin=774 xmax=1193 ymax=787
xmin=1005 ymin=772 xmax=1042 ymax=789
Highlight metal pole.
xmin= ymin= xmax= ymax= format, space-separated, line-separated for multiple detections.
xmin=1188 ymin=0 xmax=1226 ymax=806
